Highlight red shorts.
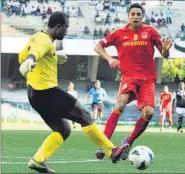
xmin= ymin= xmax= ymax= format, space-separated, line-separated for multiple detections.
xmin=118 ymin=77 xmax=156 ymax=110
xmin=161 ymin=108 xmax=172 ymax=118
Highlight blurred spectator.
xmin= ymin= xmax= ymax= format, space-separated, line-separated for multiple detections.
xmin=103 ymin=28 xmax=110 ymax=37
xmin=104 ymin=13 xmax=111 ymax=26
xmin=95 ymin=11 xmax=102 ymax=23
xmin=93 ymin=28 xmax=98 ymax=39
xmin=60 ymin=0 xmax=66 ymax=8
xmin=167 ymin=0 xmax=172 ymax=6
xmin=70 ymin=6 xmax=77 ymax=17
xmin=96 ymin=0 xmax=103 ymax=11
xmin=166 ymin=7 xmax=172 ymax=24
xmin=181 ymin=23 xmax=185 ymax=32
xmin=103 ymin=0 xmax=110 ymax=11
xmin=114 ymin=13 xmax=120 ymax=23
xmin=144 ymin=15 xmax=150 ymax=25
xmin=77 ymin=7 xmax=83 ymax=17
xmin=89 ymin=0 xmax=98 ymax=6
xmin=47 ymin=6 xmax=53 ymax=15
xmin=67 ymin=81 xmax=78 ymax=129
xmin=98 ymin=28 xmax=103 ymax=38
xmin=83 ymin=25 xmax=90 ymax=35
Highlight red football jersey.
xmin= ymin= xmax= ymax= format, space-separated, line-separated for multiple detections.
xmin=160 ymin=92 xmax=173 ymax=108
xmin=99 ymin=23 xmax=162 ymax=81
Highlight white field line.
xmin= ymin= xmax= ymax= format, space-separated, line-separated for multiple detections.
xmin=2 ymin=159 xmax=104 ymax=164
xmin=1 ymin=155 xmax=106 ymax=164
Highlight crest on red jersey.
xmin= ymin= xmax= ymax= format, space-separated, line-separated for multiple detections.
xmin=142 ymin=32 xmax=148 ymax=39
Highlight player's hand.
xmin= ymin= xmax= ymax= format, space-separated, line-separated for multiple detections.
xmin=162 ymin=38 xmax=173 ymax=51
xmin=58 ymin=54 xmax=68 ymax=64
xmin=107 ymin=58 xmax=120 ymax=69
xmin=19 ymin=58 xmax=36 ymax=77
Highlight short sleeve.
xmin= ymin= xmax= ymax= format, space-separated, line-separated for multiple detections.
xmin=151 ymin=27 xmax=162 ymax=51
xmin=28 ymin=34 xmax=51 ymax=61
xmin=99 ymin=31 xmax=116 ymax=47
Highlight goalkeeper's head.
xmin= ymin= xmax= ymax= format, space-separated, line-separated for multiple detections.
xmin=47 ymin=11 xmax=69 ymax=40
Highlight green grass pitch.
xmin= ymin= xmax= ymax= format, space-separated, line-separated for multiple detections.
xmin=1 ymin=130 xmax=185 ymax=173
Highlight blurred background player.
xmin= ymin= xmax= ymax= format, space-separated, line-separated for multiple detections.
xmin=159 ymin=85 xmax=173 ymax=131
xmin=173 ymin=82 xmax=185 ymax=133
xmin=67 ymin=81 xmax=78 ymax=128
xmin=87 ymin=80 xmax=107 ymax=124
xmin=94 ymin=3 xmax=173 ymax=160
xmin=18 ymin=11 xmax=129 ymax=173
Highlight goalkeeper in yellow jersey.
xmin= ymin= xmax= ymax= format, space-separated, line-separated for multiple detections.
xmin=18 ymin=11 xmax=129 ymax=173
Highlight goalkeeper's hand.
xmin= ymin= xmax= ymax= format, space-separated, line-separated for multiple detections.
xmin=58 ymin=54 xmax=68 ymax=64
xmin=19 ymin=58 xmax=36 ymax=77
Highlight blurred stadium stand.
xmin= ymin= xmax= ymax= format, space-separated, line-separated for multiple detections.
xmin=1 ymin=0 xmax=185 ymax=125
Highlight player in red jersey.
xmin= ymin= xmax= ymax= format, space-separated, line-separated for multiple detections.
xmin=160 ymin=85 xmax=173 ymax=131
xmin=94 ymin=3 xmax=173 ymax=160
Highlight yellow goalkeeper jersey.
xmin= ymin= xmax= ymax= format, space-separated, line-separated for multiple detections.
xmin=19 ymin=30 xmax=58 ymax=90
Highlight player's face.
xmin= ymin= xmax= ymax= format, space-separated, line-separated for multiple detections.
xmin=179 ymin=82 xmax=185 ymax=90
xmin=95 ymin=81 xmax=101 ymax=89
xmin=68 ymin=82 xmax=74 ymax=90
xmin=56 ymin=20 xmax=69 ymax=40
xmin=164 ymin=86 xmax=168 ymax=93
xmin=128 ymin=8 xmax=143 ymax=28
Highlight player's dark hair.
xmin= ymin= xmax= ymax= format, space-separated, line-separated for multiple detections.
xmin=48 ymin=11 xmax=68 ymax=28
xmin=128 ymin=3 xmax=145 ymax=16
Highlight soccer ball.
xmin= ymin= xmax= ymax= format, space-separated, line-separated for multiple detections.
xmin=128 ymin=145 xmax=154 ymax=170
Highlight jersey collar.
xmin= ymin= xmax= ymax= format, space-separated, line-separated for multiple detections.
xmin=41 ymin=30 xmax=54 ymax=42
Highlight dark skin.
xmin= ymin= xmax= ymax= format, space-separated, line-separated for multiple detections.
xmin=47 ymin=19 xmax=69 ymax=41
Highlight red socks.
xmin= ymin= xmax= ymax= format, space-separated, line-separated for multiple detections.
xmin=104 ymin=109 xmax=121 ymax=139
xmin=127 ymin=116 xmax=150 ymax=145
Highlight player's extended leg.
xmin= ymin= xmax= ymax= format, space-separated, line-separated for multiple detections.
xmin=27 ymin=86 xmax=74 ymax=173
xmin=166 ymin=110 xmax=173 ymax=131
xmin=160 ymin=111 xmax=166 ymax=131
xmin=97 ymin=104 xmax=103 ymax=124
xmin=122 ymin=81 xmax=155 ymax=158
xmin=94 ymin=93 xmax=130 ymax=160
xmin=92 ymin=104 xmax=98 ymax=122
xmin=125 ymin=106 xmax=154 ymax=146
xmin=28 ymin=117 xmax=71 ymax=173
xmin=67 ymin=100 xmax=129 ymax=163
xmin=177 ymin=114 xmax=183 ymax=133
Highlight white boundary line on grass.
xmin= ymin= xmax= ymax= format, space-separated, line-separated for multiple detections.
xmin=2 ymin=159 xmax=103 ymax=164
xmin=1 ymin=155 xmax=105 ymax=164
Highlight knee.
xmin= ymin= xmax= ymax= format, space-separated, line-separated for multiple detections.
xmin=80 ymin=109 xmax=93 ymax=127
xmin=59 ymin=125 xmax=71 ymax=140
xmin=115 ymin=95 xmax=128 ymax=113
xmin=142 ymin=106 xmax=154 ymax=120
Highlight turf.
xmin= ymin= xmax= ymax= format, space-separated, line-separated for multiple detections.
xmin=1 ymin=130 xmax=185 ymax=173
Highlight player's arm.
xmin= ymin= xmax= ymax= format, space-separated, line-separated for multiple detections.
xmin=19 ymin=36 xmax=50 ymax=77
xmin=94 ymin=33 xmax=119 ymax=69
xmin=87 ymin=89 xmax=92 ymax=100
xmin=103 ymin=89 xmax=108 ymax=100
xmin=151 ymin=28 xmax=173 ymax=58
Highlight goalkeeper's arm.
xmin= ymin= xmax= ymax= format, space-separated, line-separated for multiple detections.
xmin=19 ymin=54 xmax=36 ymax=78
xmin=57 ymin=50 xmax=68 ymax=64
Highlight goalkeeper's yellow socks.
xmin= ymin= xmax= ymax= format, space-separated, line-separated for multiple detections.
xmin=82 ymin=123 xmax=114 ymax=157
xmin=33 ymin=132 xmax=63 ymax=162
